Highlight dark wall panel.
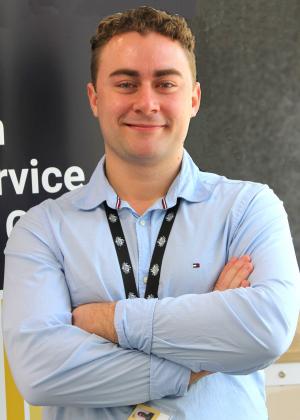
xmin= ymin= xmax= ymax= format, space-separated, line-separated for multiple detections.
xmin=1 ymin=0 xmax=299 ymax=289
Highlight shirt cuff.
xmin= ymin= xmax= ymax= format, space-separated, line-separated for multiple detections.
xmin=150 ymin=355 xmax=190 ymax=400
xmin=114 ymin=298 xmax=157 ymax=353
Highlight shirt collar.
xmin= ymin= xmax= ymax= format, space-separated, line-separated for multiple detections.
xmin=164 ymin=149 xmax=213 ymax=208
xmin=71 ymin=156 xmax=113 ymax=210
xmin=72 ymin=149 xmax=213 ymax=211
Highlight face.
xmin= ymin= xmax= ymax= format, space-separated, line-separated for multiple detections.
xmin=87 ymin=31 xmax=201 ymax=168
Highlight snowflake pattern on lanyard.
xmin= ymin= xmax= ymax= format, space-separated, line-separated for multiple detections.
xmin=115 ymin=236 xmax=125 ymax=247
xmin=150 ymin=264 xmax=160 ymax=276
xmin=108 ymin=213 xmax=118 ymax=223
xmin=165 ymin=212 xmax=174 ymax=222
xmin=157 ymin=236 xmax=166 ymax=247
xmin=122 ymin=262 xmax=131 ymax=274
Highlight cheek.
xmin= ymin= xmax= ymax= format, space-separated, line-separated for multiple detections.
xmin=99 ymin=95 xmax=131 ymax=121
xmin=164 ymin=94 xmax=192 ymax=120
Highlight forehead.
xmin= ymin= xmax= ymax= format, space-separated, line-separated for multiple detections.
xmin=98 ymin=31 xmax=192 ymax=78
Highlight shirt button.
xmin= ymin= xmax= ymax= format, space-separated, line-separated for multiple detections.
xmin=140 ymin=220 xmax=145 ymax=226
xmin=143 ymin=276 xmax=148 ymax=284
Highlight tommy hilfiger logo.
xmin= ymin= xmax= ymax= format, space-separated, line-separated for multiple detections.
xmin=193 ymin=263 xmax=201 ymax=268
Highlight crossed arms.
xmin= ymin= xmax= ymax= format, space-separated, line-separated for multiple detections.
xmin=2 ymin=186 xmax=300 ymax=407
xmin=72 ymin=255 xmax=253 ymax=385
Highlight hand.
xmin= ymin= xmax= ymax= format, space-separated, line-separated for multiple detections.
xmin=189 ymin=370 xmax=211 ymax=385
xmin=213 ymin=255 xmax=253 ymax=291
xmin=72 ymin=302 xmax=118 ymax=343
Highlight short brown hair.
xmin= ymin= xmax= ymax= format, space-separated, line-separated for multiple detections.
xmin=90 ymin=6 xmax=197 ymax=86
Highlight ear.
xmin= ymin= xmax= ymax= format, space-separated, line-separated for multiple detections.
xmin=87 ymin=82 xmax=98 ymax=117
xmin=191 ymin=82 xmax=201 ymax=118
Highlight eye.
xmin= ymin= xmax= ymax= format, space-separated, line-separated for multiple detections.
xmin=156 ymin=80 xmax=177 ymax=91
xmin=159 ymin=81 xmax=175 ymax=88
xmin=116 ymin=81 xmax=137 ymax=90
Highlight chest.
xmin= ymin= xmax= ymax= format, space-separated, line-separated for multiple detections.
xmin=59 ymin=203 xmax=234 ymax=306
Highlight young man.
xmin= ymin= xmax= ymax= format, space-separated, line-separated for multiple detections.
xmin=3 ymin=6 xmax=300 ymax=420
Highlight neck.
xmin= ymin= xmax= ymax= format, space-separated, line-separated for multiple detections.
xmin=105 ymin=152 xmax=183 ymax=214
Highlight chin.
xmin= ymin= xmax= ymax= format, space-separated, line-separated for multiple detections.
xmin=125 ymin=148 xmax=164 ymax=164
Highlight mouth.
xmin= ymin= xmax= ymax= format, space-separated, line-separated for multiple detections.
xmin=124 ymin=123 xmax=166 ymax=131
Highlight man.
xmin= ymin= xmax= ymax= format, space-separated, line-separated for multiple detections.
xmin=2 ymin=6 xmax=300 ymax=420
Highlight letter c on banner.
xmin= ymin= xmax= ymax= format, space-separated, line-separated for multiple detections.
xmin=41 ymin=167 xmax=63 ymax=193
xmin=6 ymin=210 xmax=26 ymax=237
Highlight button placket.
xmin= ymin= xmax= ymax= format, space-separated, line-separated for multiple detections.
xmin=136 ymin=215 xmax=151 ymax=297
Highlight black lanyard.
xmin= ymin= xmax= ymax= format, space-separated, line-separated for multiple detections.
xmin=104 ymin=200 xmax=180 ymax=299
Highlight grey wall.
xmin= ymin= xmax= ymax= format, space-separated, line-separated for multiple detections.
xmin=188 ymin=0 xmax=300 ymax=261
xmin=1 ymin=0 xmax=299 ymax=290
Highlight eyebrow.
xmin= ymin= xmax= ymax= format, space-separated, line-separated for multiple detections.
xmin=109 ymin=68 xmax=183 ymax=78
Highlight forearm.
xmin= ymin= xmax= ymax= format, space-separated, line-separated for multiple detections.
xmin=72 ymin=302 xmax=212 ymax=387
xmin=115 ymin=282 xmax=299 ymax=374
xmin=75 ymin=256 xmax=253 ymax=346
xmin=3 ymin=312 xmax=189 ymax=407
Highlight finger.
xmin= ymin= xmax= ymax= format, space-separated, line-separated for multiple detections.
xmin=223 ymin=256 xmax=252 ymax=286
xmin=229 ymin=262 xmax=253 ymax=289
xmin=215 ymin=255 xmax=251 ymax=291
xmin=241 ymin=279 xmax=251 ymax=287
xmin=216 ymin=257 xmax=239 ymax=286
xmin=189 ymin=370 xmax=212 ymax=385
xmin=220 ymin=256 xmax=238 ymax=276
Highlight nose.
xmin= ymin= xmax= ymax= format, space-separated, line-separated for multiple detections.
xmin=132 ymin=84 xmax=160 ymax=115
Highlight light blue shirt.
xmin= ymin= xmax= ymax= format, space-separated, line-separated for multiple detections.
xmin=2 ymin=150 xmax=300 ymax=420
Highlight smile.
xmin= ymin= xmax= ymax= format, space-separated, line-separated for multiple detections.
xmin=124 ymin=123 xmax=166 ymax=131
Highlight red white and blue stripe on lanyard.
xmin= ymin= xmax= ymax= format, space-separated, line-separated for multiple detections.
xmin=104 ymin=198 xmax=180 ymax=299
